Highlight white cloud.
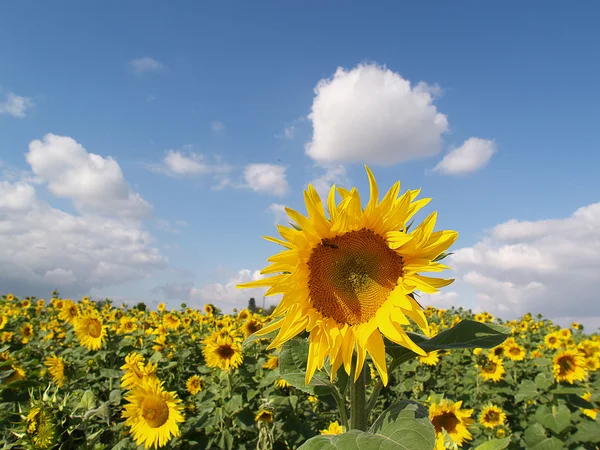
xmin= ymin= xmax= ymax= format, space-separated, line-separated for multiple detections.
xmin=153 ymin=269 xmax=281 ymax=312
xmin=243 ymin=164 xmax=289 ymax=197
xmin=210 ymin=120 xmax=225 ymax=132
xmin=0 ymin=92 xmax=34 ymax=118
xmin=305 ymin=63 xmax=448 ymax=165
xmin=0 ymin=179 xmax=166 ymax=298
xmin=432 ymin=137 xmax=497 ymax=175
xmin=268 ymin=203 xmax=288 ymax=225
xmin=26 ymin=134 xmax=152 ymax=218
xmin=309 ymin=165 xmax=350 ymax=200
xmin=148 ymin=150 xmax=233 ymax=188
xmin=452 ymin=202 xmax=600 ymax=324
xmin=420 ymin=291 xmax=459 ymax=310
xmin=129 ymin=57 xmax=165 ymax=75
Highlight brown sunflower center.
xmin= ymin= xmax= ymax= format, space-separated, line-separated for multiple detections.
xmin=245 ymin=320 xmax=262 ymax=334
xmin=432 ymin=412 xmax=459 ymax=434
xmin=484 ymin=410 xmax=500 ymax=424
xmin=307 ymin=229 xmax=403 ymax=325
xmin=509 ymin=347 xmax=520 ymax=356
xmin=87 ymin=319 xmax=102 ymax=338
xmin=216 ymin=344 xmax=235 ymax=359
xmin=558 ymin=355 xmax=575 ymax=375
xmin=482 ymin=360 xmax=497 ymax=373
xmin=141 ymin=394 xmax=170 ymax=428
xmin=493 ymin=347 xmax=504 ymax=357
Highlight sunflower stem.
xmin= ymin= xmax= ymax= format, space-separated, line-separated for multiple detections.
xmin=350 ymin=364 xmax=368 ymax=431
xmin=332 ymin=390 xmax=349 ymax=431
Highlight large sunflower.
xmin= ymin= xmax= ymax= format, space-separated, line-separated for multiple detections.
xmin=553 ymin=349 xmax=587 ymax=384
xmin=239 ymin=167 xmax=457 ymax=385
xmin=429 ymin=399 xmax=474 ymax=449
xmin=73 ymin=311 xmax=106 ymax=350
xmin=122 ymin=377 xmax=184 ymax=449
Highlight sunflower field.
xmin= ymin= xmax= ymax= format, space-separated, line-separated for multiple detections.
xmin=0 ymin=294 xmax=599 ymax=450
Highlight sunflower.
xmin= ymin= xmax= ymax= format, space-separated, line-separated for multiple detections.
xmin=202 ymin=335 xmax=243 ymax=371
xmin=119 ymin=317 xmax=137 ymax=334
xmin=185 ymin=375 xmax=202 ymax=395
xmin=479 ymin=355 xmax=505 ymax=382
xmin=121 ymin=353 xmax=158 ymax=389
xmin=320 ymin=420 xmax=344 ymax=435
xmin=571 ymin=322 xmax=581 ymax=330
xmin=544 ymin=332 xmax=561 ymax=350
xmin=163 ymin=313 xmax=180 ymax=330
xmin=242 ymin=318 xmax=263 ymax=338
xmin=479 ymin=404 xmax=506 ymax=428
xmin=559 ymin=328 xmax=572 ymax=340
xmin=21 ymin=299 xmax=31 ymax=309
xmin=474 ymin=313 xmax=486 ymax=323
xmin=25 ymin=406 xmax=58 ymax=449
xmin=553 ymin=349 xmax=587 ymax=384
xmin=581 ymin=392 xmax=598 ymax=419
xmin=239 ymin=167 xmax=457 ymax=385
xmin=254 ymin=409 xmax=274 ymax=423
xmin=204 ymin=304 xmax=214 ymax=315
xmin=490 ymin=345 xmax=505 ymax=358
xmin=505 ymin=343 xmax=526 ymax=361
xmin=73 ymin=311 xmax=106 ymax=350
xmin=584 ymin=357 xmax=599 ymax=372
xmin=429 ymin=399 xmax=474 ymax=449
xmin=263 ymin=355 xmax=279 ymax=370
xmin=122 ymin=377 xmax=184 ymax=449
xmin=274 ymin=378 xmax=291 ymax=389
xmin=419 ymin=350 xmax=440 ymax=366
xmin=44 ymin=354 xmax=66 ymax=387
xmin=157 ymin=303 xmax=166 ymax=312
xmin=0 ymin=314 xmax=7 ymax=330
xmin=20 ymin=323 xmax=34 ymax=343
xmin=58 ymin=300 xmax=79 ymax=323
xmin=6 ymin=293 xmax=15 ymax=301
xmin=238 ymin=309 xmax=250 ymax=320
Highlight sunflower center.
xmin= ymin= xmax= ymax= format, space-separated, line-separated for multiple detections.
xmin=509 ymin=347 xmax=520 ymax=356
xmin=558 ymin=356 xmax=575 ymax=374
xmin=493 ymin=347 xmax=504 ymax=357
xmin=482 ymin=360 xmax=497 ymax=373
xmin=432 ymin=412 xmax=459 ymax=434
xmin=141 ymin=395 xmax=170 ymax=428
xmin=216 ymin=344 xmax=235 ymax=359
xmin=246 ymin=320 xmax=261 ymax=334
xmin=307 ymin=229 xmax=403 ymax=325
xmin=485 ymin=410 xmax=500 ymax=424
xmin=87 ymin=319 xmax=102 ymax=338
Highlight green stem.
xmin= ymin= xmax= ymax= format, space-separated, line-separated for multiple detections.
xmin=350 ymin=364 xmax=368 ymax=431
xmin=332 ymin=390 xmax=349 ymax=431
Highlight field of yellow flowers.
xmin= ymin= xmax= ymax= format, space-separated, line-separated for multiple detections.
xmin=0 ymin=293 xmax=598 ymax=450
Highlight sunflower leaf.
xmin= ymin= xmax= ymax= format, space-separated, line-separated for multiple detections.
xmin=278 ymin=338 xmax=335 ymax=396
xmin=534 ymin=404 xmax=571 ymax=434
xmin=474 ymin=437 xmax=511 ymax=450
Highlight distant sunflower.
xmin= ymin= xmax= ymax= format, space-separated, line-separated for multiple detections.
xmin=553 ymin=349 xmax=587 ymax=384
xmin=254 ymin=409 xmax=274 ymax=423
xmin=584 ymin=357 xmax=599 ymax=372
xmin=239 ymin=167 xmax=457 ymax=385
xmin=479 ymin=355 xmax=505 ymax=382
xmin=202 ymin=336 xmax=243 ymax=371
xmin=238 ymin=309 xmax=250 ymax=320
xmin=20 ymin=323 xmax=34 ymax=343
xmin=44 ymin=354 xmax=66 ymax=387
xmin=242 ymin=318 xmax=263 ymax=338
xmin=204 ymin=304 xmax=214 ymax=315
xmin=157 ymin=303 xmax=166 ymax=312
xmin=559 ymin=328 xmax=572 ymax=340
xmin=121 ymin=353 xmax=158 ymax=389
xmin=185 ymin=375 xmax=202 ymax=395
xmin=419 ymin=350 xmax=440 ymax=366
xmin=479 ymin=404 xmax=506 ymax=428
xmin=490 ymin=345 xmax=505 ymax=358
xmin=0 ymin=314 xmax=7 ymax=330
xmin=73 ymin=311 xmax=106 ymax=350
xmin=429 ymin=399 xmax=474 ymax=449
xmin=571 ymin=322 xmax=581 ymax=330
xmin=505 ymin=344 xmax=526 ymax=361
xmin=21 ymin=299 xmax=31 ymax=309
xmin=25 ymin=406 xmax=58 ymax=449
xmin=119 ymin=317 xmax=137 ymax=334
xmin=263 ymin=355 xmax=279 ymax=370
xmin=122 ymin=377 xmax=184 ymax=449
xmin=320 ymin=420 xmax=344 ymax=435
xmin=164 ymin=313 xmax=180 ymax=330
xmin=474 ymin=313 xmax=486 ymax=323
xmin=274 ymin=378 xmax=291 ymax=389
xmin=6 ymin=293 xmax=15 ymax=301
xmin=58 ymin=301 xmax=79 ymax=323
xmin=581 ymin=392 xmax=598 ymax=419
xmin=545 ymin=332 xmax=561 ymax=350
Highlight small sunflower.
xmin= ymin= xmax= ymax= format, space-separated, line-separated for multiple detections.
xmin=505 ymin=343 xmax=526 ymax=361
xmin=44 ymin=354 xmax=66 ymax=387
xmin=122 ymin=377 xmax=184 ymax=449
xmin=559 ymin=328 xmax=572 ymax=340
xmin=254 ymin=409 xmax=274 ymax=423
xmin=320 ymin=420 xmax=344 ymax=435
xmin=20 ymin=323 xmax=34 ymax=343
xmin=274 ymin=378 xmax=291 ymax=389
xmin=429 ymin=399 xmax=474 ymax=449
xmin=571 ymin=322 xmax=581 ymax=330
xmin=73 ymin=311 xmax=106 ymax=350
xmin=242 ymin=318 xmax=263 ymax=338
xmin=157 ymin=302 xmax=166 ymax=312
xmin=164 ymin=313 xmax=180 ymax=330
xmin=479 ymin=355 xmax=505 ymax=382
xmin=479 ymin=404 xmax=506 ymax=428
xmin=263 ymin=355 xmax=279 ymax=370
xmin=553 ymin=349 xmax=587 ymax=384
xmin=545 ymin=332 xmax=561 ymax=350
xmin=239 ymin=167 xmax=458 ymax=385
xmin=6 ymin=293 xmax=15 ymax=301
xmin=584 ymin=357 xmax=599 ymax=372
xmin=58 ymin=301 xmax=79 ymax=323
xmin=204 ymin=304 xmax=214 ymax=315
xmin=185 ymin=375 xmax=202 ymax=395
xmin=21 ymin=299 xmax=31 ymax=309
xmin=490 ymin=345 xmax=505 ymax=358
xmin=419 ymin=350 xmax=440 ymax=366
xmin=202 ymin=335 xmax=243 ymax=371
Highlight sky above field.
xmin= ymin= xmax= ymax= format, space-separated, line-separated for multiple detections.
xmin=1 ymin=2 xmax=599 ymax=328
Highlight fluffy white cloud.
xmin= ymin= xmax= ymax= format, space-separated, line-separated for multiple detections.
xmin=243 ymin=164 xmax=289 ymax=197
xmin=420 ymin=291 xmax=459 ymax=310
xmin=210 ymin=120 xmax=225 ymax=132
xmin=433 ymin=137 xmax=497 ymax=175
xmin=129 ymin=57 xmax=165 ymax=75
xmin=305 ymin=63 xmax=448 ymax=165
xmin=0 ymin=179 xmax=166 ymax=298
xmin=309 ymin=165 xmax=350 ymax=199
xmin=153 ymin=269 xmax=280 ymax=311
xmin=147 ymin=149 xmax=233 ymax=187
xmin=0 ymin=92 xmax=34 ymax=118
xmin=26 ymin=134 xmax=152 ymax=217
xmin=452 ymin=202 xmax=600 ymax=326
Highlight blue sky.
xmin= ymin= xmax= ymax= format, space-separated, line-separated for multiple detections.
xmin=1 ymin=2 xmax=599 ymax=327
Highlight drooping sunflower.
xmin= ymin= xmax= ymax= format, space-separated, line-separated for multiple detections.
xmin=185 ymin=375 xmax=202 ymax=395
xmin=239 ymin=167 xmax=457 ymax=385
xmin=553 ymin=349 xmax=587 ymax=384
xmin=478 ymin=355 xmax=505 ymax=382
xmin=505 ymin=343 xmax=526 ymax=361
xmin=429 ymin=399 xmax=474 ymax=449
xmin=202 ymin=335 xmax=243 ymax=371
xmin=479 ymin=404 xmax=506 ymax=428
xmin=419 ymin=350 xmax=440 ymax=366
xmin=44 ymin=354 xmax=66 ymax=387
xmin=122 ymin=377 xmax=184 ymax=449
xmin=121 ymin=353 xmax=158 ymax=390
xmin=320 ymin=420 xmax=344 ymax=435
xmin=73 ymin=311 xmax=106 ymax=350
xmin=254 ymin=409 xmax=274 ymax=423
xmin=274 ymin=378 xmax=291 ymax=389
xmin=25 ymin=406 xmax=58 ymax=449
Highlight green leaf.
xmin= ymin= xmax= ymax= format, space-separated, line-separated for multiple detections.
xmin=474 ymin=437 xmax=511 ymax=450
xmin=76 ymin=390 xmax=95 ymax=411
xmin=515 ymin=380 xmax=538 ymax=404
xmin=149 ymin=351 xmax=163 ymax=364
xmin=299 ymin=401 xmax=435 ymax=450
xmin=279 ymin=338 xmax=334 ymax=396
xmin=524 ymin=424 xmax=564 ymax=450
xmin=111 ymin=437 xmax=131 ymax=450
xmin=535 ymin=373 xmax=551 ymax=391
xmin=571 ymin=421 xmax=600 ymax=443
xmin=534 ymin=405 xmax=571 ymax=434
